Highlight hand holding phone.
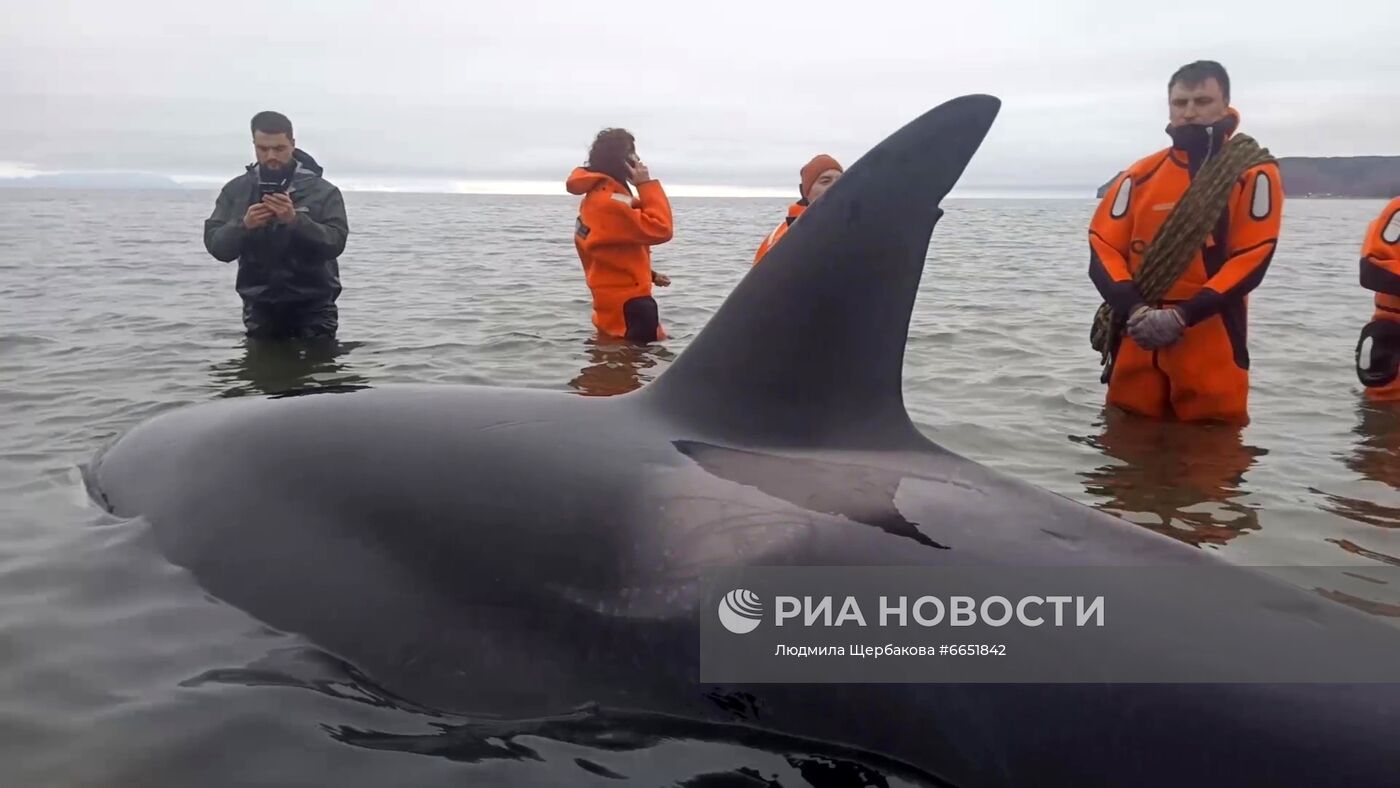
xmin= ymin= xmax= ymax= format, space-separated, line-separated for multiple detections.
xmin=242 ymin=203 xmax=274 ymax=229
xmin=261 ymin=192 xmax=296 ymax=224
xmin=626 ymin=157 xmax=652 ymax=185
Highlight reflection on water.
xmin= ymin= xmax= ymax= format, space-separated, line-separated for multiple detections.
xmin=181 ymin=647 xmax=448 ymax=717
xmin=1328 ymin=538 xmax=1400 ymax=567
xmin=1071 ymin=408 xmax=1267 ymax=548
xmin=326 ymin=708 xmax=936 ymax=786
xmin=208 ymin=337 xmax=371 ymax=398
xmin=188 ymin=647 xmax=941 ymax=787
xmin=1316 ymin=402 xmax=1400 ymax=530
xmin=568 ymin=336 xmax=675 ymax=397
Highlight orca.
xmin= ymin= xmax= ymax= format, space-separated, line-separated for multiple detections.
xmin=85 ymin=95 xmax=1400 ymax=787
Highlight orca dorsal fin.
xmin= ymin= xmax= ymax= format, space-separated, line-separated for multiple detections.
xmin=641 ymin=94 xmax=1002 ymax=449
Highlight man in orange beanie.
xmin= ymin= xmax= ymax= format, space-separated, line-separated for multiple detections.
xmin=753 ymin=154 xmax=843 ymax=265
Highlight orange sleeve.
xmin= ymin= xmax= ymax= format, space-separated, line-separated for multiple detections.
xmin=1360 ymin=197 xmax=1400 ymax=297
xmin=1177 ymin=163 xmax=1283 ymax=326
xmin=592 ymin=180 xmax=673 ymax=246
xmin=1087 ymin=170 xmax=1144 ymax=317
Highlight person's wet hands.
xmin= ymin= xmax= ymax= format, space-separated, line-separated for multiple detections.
xmin=1127 ymin=306 xmax=1186 ymax=349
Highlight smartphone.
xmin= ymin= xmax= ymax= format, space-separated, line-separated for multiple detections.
xmin=259 ymin=181 xmax=287 ymax=196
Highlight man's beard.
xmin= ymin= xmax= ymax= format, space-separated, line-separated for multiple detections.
xmin=258 ymin=159 xmax=297 ymax=192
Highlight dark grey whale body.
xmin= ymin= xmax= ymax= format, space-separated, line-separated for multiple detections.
xmin=87 ymin=96 xmax=1400 ymax=787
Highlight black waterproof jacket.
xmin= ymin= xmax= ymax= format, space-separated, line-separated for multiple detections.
xmin=203 ymin=149 xmax=349 ymax=306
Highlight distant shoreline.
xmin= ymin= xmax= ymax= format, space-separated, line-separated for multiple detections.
xmin=0 ymin=183 xmax=1387 ymax=201
xmin=3 ymin=173 xmax=1395 ymax=202
xmin=0 ymin=176 xmax=1092 ymax=200
xmin=7 ymin=153 xmax=1398 ymax=201
xmin=0 ymin=171 xmax=1101 ymax=200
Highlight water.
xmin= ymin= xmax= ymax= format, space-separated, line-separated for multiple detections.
xmin=2 ymin=189 xmax=1398 ymax=786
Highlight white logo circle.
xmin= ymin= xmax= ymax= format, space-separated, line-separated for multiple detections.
xmin=718 ymin=589 xmax=763 ymax=634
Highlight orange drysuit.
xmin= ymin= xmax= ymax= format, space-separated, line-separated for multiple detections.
xmin=1357 ymin=197 xmax=1400 ymax=401
xmin=566 ymin=167 xmax=674 ymax=341
xmin=753 ymin=202 xmax=805 ymax=265
xmin=1088 ymin=109 xmax=1283 ymax=425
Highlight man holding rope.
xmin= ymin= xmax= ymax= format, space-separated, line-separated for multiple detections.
xmin=1088 ymin=60 xmax=1283 ymax=425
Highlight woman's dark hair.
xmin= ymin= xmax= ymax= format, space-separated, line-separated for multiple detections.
xmin=586 ymin=128 xmax=636 ymax=187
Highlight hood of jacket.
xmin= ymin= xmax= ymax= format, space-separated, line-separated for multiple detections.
xmin=567 ymin=167 xmax=631 ymax=197
xmin=1166 ymin=107 xmax=1242 ymax=173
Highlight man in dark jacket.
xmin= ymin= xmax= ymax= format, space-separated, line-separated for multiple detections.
xmin=204 ymin=111 xmax=349 ymax=339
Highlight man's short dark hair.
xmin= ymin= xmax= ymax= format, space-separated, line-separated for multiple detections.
xmin=1169 ymin=60 xmax=1230 ymax=104
xmin=251 ymin=111 xmax=294 ymax=139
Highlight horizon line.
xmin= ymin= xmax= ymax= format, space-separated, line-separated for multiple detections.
xmin=0 ymin=162 xmax=1102 ymax=198
xmin=0 ymin=170 xmax=1098 ymax=199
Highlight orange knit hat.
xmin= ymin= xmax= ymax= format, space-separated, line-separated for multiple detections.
xmin=800 ymin=154 xmax=843 ymax=199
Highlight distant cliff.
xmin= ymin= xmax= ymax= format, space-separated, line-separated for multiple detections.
xmin=1095 ymin=156 xmax=1400 ymax=199
xmin=1274 ymin=157 xmax=1400 ymax=198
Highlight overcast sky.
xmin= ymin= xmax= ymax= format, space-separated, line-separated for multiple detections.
xmin=2 ymin=0 xmax=1398 ymax=194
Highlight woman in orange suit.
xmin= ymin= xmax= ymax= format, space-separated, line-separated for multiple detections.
xmin=1356 ymin=196 xmax=1400 ymax=400
xmin=566 ymin=128 xmax=673 ymax=343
